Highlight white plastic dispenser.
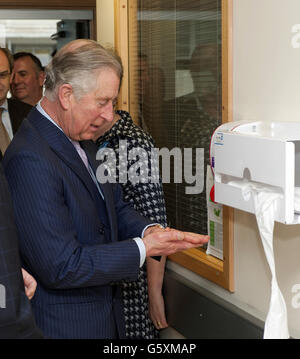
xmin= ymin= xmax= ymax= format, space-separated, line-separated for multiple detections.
xmin=210 ymin=120 xmax=300 ymax=224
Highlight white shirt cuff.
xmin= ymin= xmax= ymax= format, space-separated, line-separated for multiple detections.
xmin=133 ymin=237 xmax=146 ymax=267
xmin=141 ymin=223 xmax=163 ymax=238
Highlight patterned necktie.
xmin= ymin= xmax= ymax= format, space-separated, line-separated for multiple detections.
xmin=71 ymin=140 xmax=104 ymax=200
xmin=72 ymin=140 xmax=89 ymax=169
xmin=0 ymin=108 xmax=11 ymax=156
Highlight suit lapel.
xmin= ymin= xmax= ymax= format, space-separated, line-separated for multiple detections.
xmin=28 ymin=108 xmax=103 ymax=206
xmin=81 ymin=140 xmax=118 ymax=239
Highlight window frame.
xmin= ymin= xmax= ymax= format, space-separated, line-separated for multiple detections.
xmin=115 ymin=0 xmax=234 ymax=292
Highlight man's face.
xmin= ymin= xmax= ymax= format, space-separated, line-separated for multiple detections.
xmin=0 ymin=51 xmax=11 ymax=106
xmin=61 ymin=68 xmax=120 ymax=141
xmin=11 ymin=56 xmax=44 ymax=105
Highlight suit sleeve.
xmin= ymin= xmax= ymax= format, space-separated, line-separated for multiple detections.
xmin=4 ymin=153 xmax=140 ymax=290
xmin=0 ymin=164 xmax=43 ymax=339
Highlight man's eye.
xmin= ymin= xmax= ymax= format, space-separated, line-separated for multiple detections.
xmin=0 ymin=72 xmax=10 ymax=79
xmin=98 ymin=99 xmax=117 ymax=108
xmin=15 ymin=71 xmax=27 ymax=78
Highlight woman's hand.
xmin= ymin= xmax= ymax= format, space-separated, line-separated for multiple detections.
xmin=148 ymin=289 xmax=168 ymax=330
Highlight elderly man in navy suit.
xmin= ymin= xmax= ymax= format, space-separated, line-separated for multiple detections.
xmin=3 ymin=40 xmax=209 ymax=339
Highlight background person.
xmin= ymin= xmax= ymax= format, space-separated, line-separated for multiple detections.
xmin=178 ymin=43 xmax=221 ymax=234
xmin=162 ymin=43 xmax=221 ymax=235
xmin=11 ymin=52 xmax=45 ymax=106
xmin=0 ymin=162 xmax=42 ymax=339
xmin=138 ymin=53 xmax=166 ymax=148
xmin=96 ymin=109 xmax=168 ymax=338
xmin=0 ymin=48 xmax=32 ymax=158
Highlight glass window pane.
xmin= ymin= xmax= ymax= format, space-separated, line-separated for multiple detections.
xmin=136 ymin=0 xmax=222 ymax=239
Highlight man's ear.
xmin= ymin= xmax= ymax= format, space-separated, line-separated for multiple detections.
xmin=58 ymin=84 xmax=73 ymax=110
xmin=39 ymin=71 xmax=46 ymax=87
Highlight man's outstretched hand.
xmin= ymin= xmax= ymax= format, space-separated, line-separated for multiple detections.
xmin=143 ymin=227 xmax=209 ymax=258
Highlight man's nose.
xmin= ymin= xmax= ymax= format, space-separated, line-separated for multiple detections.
xmin=10 ymin=70 xmax=15 ymax=85
xmin=12 ymin=72 xmax=20 ymax=84
xmin=102 ymin=101 xmax=115 ymax=122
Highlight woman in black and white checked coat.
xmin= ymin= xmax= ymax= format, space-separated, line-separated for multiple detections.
xmin=96 ymin=110 xmax=168 ymax=339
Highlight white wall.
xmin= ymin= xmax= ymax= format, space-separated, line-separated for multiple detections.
xmin=233 ymin=0 xmax=300 ymax=338
xmin=234 ymin=0 xmax=300 ymax=122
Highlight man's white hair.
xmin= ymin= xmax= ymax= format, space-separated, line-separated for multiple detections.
xmin=44 ymin=39 xmax=123 ymax=101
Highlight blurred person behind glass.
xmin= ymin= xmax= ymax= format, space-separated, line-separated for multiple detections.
xmin=162 ymin=43 xmax=221 ymax=235
xmin=138 ymin=53 xmax=166 ymax=149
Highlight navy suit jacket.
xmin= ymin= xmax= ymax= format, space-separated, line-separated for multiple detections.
xmin=3 ymin=107 xmax=151 ymax=339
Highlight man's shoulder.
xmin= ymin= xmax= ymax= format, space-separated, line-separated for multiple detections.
xmin=7 ymin=98 xmax=33 ymax=133
xmin=7 ymin=98 xmax=33 ymax=112
xmin=4 ymin=108 xmax=46 ymax=163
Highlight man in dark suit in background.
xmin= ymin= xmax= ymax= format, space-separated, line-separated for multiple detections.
xmin=0 ymin=48 xmax=32 ymax=158
xmin=0 ymin=47 xmax=41 ymax=338
xmin=0 ymin=161 xmax=42 ymax=338
xmin=3 ymin=40 xmax=209 ymax=339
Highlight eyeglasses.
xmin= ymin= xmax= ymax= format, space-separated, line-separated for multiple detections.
xmin=0 ymin=71 xmax=11 ymax=80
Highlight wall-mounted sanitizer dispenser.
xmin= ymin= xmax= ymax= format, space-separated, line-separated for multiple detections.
xmin=210 ymin=120 xmax=300 ymax=224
